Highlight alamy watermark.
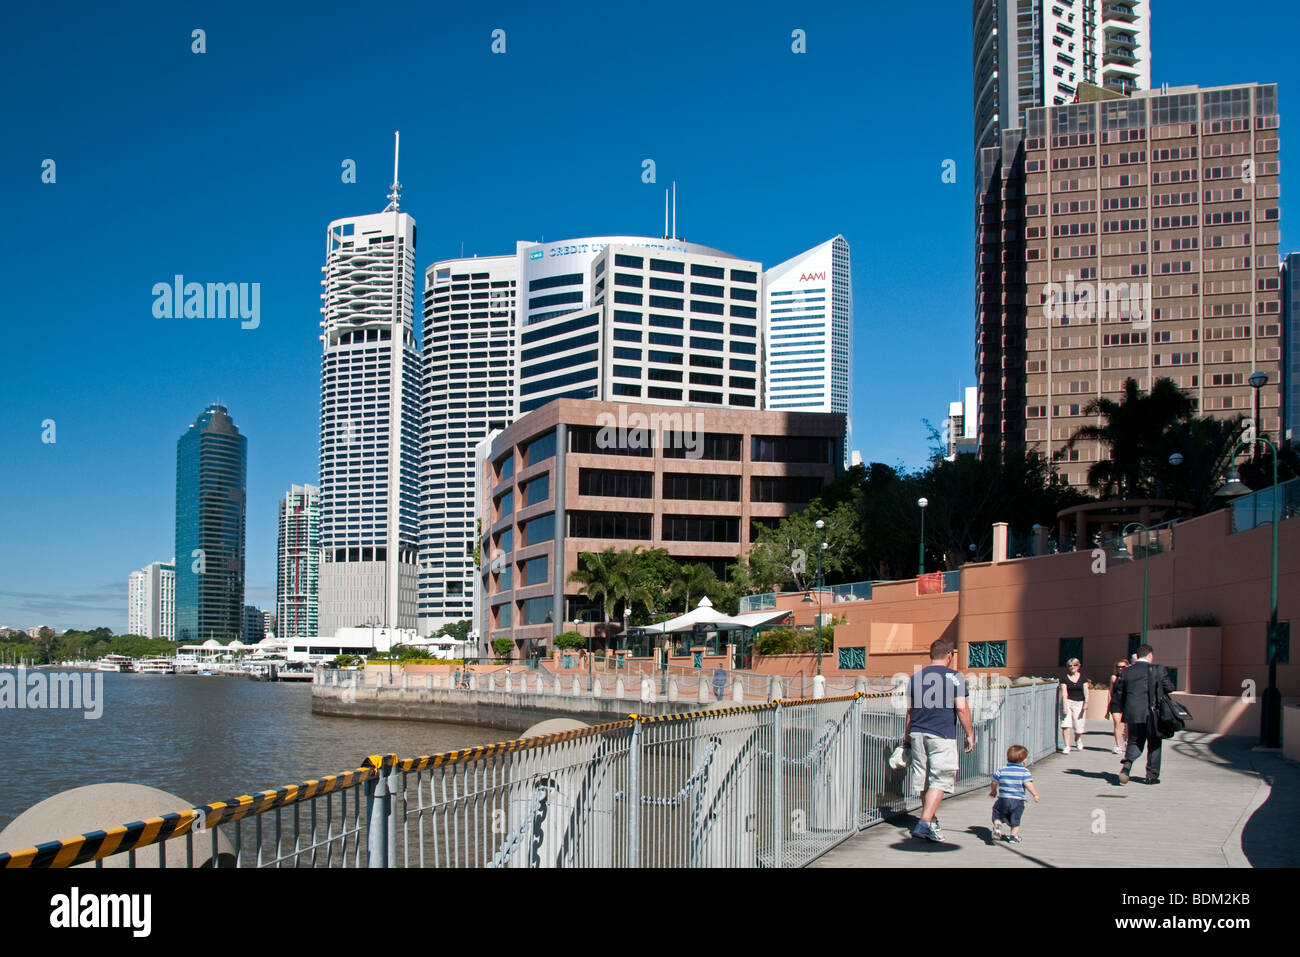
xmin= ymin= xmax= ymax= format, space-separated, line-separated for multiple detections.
xmin=0 ymin=666 xmax=103 ymax=719
xmin=595 ymin=405 xmax=703 ymax=459
xmin=152 ymin=275 xmax=260 ymax=329
xmin=1043 ymin=275 xmax=1152 ymax=330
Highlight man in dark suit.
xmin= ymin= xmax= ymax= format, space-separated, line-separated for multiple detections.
xmin=1111 ymin=643 xmax=1175 ymax=784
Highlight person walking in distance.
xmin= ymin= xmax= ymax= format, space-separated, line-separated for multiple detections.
xmin=1107 ymin=659 xmax=1129 ymax=754
xmin=905 ymin=639 xmax=975 ymax=842
xmin=1059 ymin=658 xmax=1089 ymax=753
xmin=1111 ymin=644 xmax=1175 ymax=785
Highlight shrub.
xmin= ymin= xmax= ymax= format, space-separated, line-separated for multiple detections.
xmin=554 ymin=630 xmax=586 ymax=651
xmin=492 ymin=636 xmax=515 ymax=660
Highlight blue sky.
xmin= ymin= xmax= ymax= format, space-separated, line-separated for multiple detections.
xmin=2 ymin=0 xmax=1297 ymax=632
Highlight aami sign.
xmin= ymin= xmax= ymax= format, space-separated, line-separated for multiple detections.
xmin=799 ymin=271 xmax=826 ymax=282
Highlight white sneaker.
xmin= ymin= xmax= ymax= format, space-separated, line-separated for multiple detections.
xmin=912 ymin=821 xmax=944 ymax=843
xmin=1061 ymin=744 xmax=1070 ymax=754
xmin=1112 ymin=745 xmax=1123 ymax=754
xmin=992 ymin=819 xmax=1003 ymax=841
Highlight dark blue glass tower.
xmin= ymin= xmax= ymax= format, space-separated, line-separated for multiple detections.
xmin=175 ymin=405 xmax=247 ymax=643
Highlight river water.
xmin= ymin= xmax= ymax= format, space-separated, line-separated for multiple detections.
xmin=0 ymin=672 xmax=509 ymax=830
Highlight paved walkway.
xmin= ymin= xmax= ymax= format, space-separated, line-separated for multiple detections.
xmin=813 ymin=719 xmax=1300 ymax=868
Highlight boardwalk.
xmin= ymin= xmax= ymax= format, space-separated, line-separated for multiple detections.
xmin=813 ymin=719 xmax=1300 ymax=868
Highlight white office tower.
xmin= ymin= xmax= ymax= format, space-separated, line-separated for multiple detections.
xmin=318 ymin=142 xmax=420 ymax=637
xmin=763 ymin=236 xmax=852 ymax=434
xmin=127 ymin=561 xmax=175 ymax=638
xmin=277 ymin=483 xmax=320 ymax=639
xmin=973 ymin=0 xmax=1150 ymax=154
xmin=944 ymin=387 xmax=979 ymax=461
xmin=515 ymin=237 xmax=762 ymax=413
xmin=418 ymin=255 xmax=518 ymax=635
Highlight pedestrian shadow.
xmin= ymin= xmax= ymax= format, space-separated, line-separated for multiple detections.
xmin=1063 ymin=768 xmax=1123 ymax=784
xmin=887 ymin=832 xmax=962 ymax=853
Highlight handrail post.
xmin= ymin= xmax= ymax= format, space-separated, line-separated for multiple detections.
xmin=627 ymin=719 xmax=641 ymax=868
xmin=773 ymin=700 xmax=784 ymax=868
xmin=365 ymin=755 xmax=396 ymax=868
xmin=850 ymin=695 xmax=863 ymax=828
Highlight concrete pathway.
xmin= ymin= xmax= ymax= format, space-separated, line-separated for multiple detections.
xmin=813 ymin=719 xmax=1300 ymax=868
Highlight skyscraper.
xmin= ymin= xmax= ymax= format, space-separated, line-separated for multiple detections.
xmin=318 ymin=143 xmax=420 ymax=636
xmin=973 ymin=0 xmax=1151 ymax=156
xmin=976 ymin=82 xmax=1283 ymax=483
xmin=175 ymin=404 xmax=247 ymax=643
xmin=127 ymin=560 xmax=175 ymax=639
xmin=1282 ymin=252 xmax=1300 ymax=443
xmin=276 ymin=483 xmax=319 ymax=640
xmin=763 ymin=236 xmax=852 ymax=441
xmin=514 ymin=240 xmax=765 ymax=414
xmin=418 ymin=255 xmax=517 ymax=635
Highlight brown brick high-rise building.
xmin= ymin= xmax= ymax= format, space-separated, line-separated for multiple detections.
xmin=977 ymin=82 xmax=1283 ymax=486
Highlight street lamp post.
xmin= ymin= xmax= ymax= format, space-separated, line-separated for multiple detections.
xmin=1120 ymin=523 xmax=1152 ymax=646
xmin=1216 ymin=437 xmax=1281 ymax=748
xmin=1249 ymin=371 xmax=1268 ymax=463
xmin=917 ymin=498 xmax=929 ymax=576
xmin=814 ymin=519 xmax=826 ymax=677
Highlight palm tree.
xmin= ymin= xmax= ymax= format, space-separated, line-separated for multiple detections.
xmin=1158 ymin=413 xmax=1247 ymax=514
xmin=1058 ymin=377 xmax=1194 ymax=498
xmin=567 ymin=547 xmax=656 ymax=650
xmin=668 ymin=563 xmax=719 ymax=614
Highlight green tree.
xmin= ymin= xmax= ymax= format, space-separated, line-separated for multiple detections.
xmin=431 ymin=619 xmax=472 ymax=643
xmin=1058 ymin=377 xmax=1194 ymax=499
xmin=567 ymin=547 xmax=657 ymax=649
xmin=491 ymin=636 xmax=515 ymax=661
xmin=741 ymin=500 xmax=860 ymax=592
xmin=553 ymin=630 xmax=585 ymax=651
xmin=667 ymin=562 xmax=723 ymax=614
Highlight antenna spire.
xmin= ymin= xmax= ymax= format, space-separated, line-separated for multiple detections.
xmin=672 ymin=181 xmax=677 ymax=239
xmin=384 ymin=131 xmax=402 ymax=211
xmin=664 ymin=188 xmax=669 ymax=239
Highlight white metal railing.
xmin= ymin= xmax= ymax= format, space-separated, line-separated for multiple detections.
xmin=3 ymin=683 xmax=1060 ymax=869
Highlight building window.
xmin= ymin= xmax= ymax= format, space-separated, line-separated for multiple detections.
xmin=497 ymin=453 xmax=514 ymax=480
xmin=661 ymin=515 xmax=740 ymax=542
xmin=568 ymin=511 xmax=653 ymax=540
xmin=524 ymin=474 xmax=550 ymax=507
xmin=569 ymin=425 xmax=653 ymax=457
xmin=495 ymin=603 xmax=512 ymax=628
xmin=650 ymin=258 xmax=685 ymax=274
xmin=523 ymin=512 xmax=555 ymax=546
xmin=967 ymin=641 xmax=1007 ymax=668
xmin=523 ymin=555 xmax=549 ymax=587
xmin=579 ymin=468 xmax=654 ymax=498
xmin=614 ymin=254 xmax=644 ymax=269
xmin=523 ymin=430 xmax=557 ymax=467
xmin=751 ymin=476 xmax=825 ymax=503
xmin=690 ymin=263 xmax=726 ymax=279
xmin=496 ymin=490 xmax=514 ymax=519
xmin=662 ymin=433 xmax=741 ymax=461
xmin=521 ymin=596 xmax=553 ymax=626
xmin=662 ymin=473 xmax=740 ymax=502
xmin=750 ymin=436 xmax=834 ymax=464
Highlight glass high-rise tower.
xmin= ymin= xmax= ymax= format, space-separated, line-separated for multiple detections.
xmin=175 ymin=404 xmax=247 ymax=643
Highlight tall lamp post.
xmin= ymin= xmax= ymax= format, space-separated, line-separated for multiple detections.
xmin=1216 ymin=437 xmax=1282 ymax=748
xmin=917 ymin=498 xmax=929 ymax=576
xmin=814 ymin=519 xmax=826 ymax=676
xmin=1119 ymin=523 xmax=1152 ymax=646
xmin=1249 ymin=371 xmax=1268 ymax=463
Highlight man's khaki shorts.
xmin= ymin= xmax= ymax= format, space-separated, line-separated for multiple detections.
xmin=908 ymin=732 xmax=958 ymax=795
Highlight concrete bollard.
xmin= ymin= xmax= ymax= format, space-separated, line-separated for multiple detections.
xmin=812 ymin=674 xmax=826 ymax=699
xmin=593 ymin=678 xmax=602 ymax=698
xmin=732 ymin=678 xmax=744 ymax=703
xmin=640 ymin=677 xmax=655 ymax=703
xmin=697 ymin=679 xmax=711 ymax=704
xmin=615 ymin=676 xmax=625 ymax=698
xmin=401 ymin=674 xmax=408 ymax=690
xmin=854 ymin=676 xmax=867 ymax=694
xmin=768 ymin=676 xmax=780 ymax=701
xmin=469 ymin=674 xmax=477 ymax=691
xmin=668 ymin=678 xmax=679 ymax=702
xmin=572 ymin=676 xmax=581 ymax=696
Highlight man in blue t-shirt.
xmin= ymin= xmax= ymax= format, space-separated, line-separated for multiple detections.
xmin=905 ymin=638 xmax=974 ymax=843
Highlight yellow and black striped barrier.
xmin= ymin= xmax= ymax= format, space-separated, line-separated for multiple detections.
xmin=1 ymin=694 xmax=898 ymax=867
